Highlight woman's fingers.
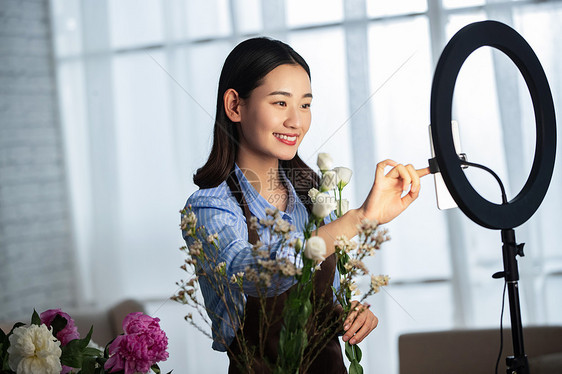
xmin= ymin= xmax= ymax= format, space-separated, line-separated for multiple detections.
xmin=417 ymin=167 xmax=431 ymax=177
xmin=343 ymin=301 xmax=361 ymax=330
xmin=343 ymin=307 xmax=378 ymax=344
xmin=384 ymin=163 xmax=429 ymax=194
xmin=343 ymin=302 xmax=379 ymax=344
xmin=349 ymin=312 xmax=378 ymax=344
xmin=406 ymin=164 xmax=420 ymax=195
xmin=375 ymin=159 xmax=398 ymax=180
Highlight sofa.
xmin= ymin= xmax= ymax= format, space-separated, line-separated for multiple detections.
xmin=399 ymin=326 xmax=562 ymax=373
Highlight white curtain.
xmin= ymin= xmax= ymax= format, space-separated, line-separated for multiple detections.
xmin=49 ymin=0 xmax=562 ymax=372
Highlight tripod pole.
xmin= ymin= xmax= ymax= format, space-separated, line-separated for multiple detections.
xmin=500 ymin=228 xmax=529 ymax=374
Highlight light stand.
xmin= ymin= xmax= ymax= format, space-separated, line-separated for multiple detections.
xmin=496 ymin=229 xmax=528 ymax=373
xmin=430 ymin=21 xmax=557 ymax=374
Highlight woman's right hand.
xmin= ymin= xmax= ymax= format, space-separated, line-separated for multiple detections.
xmin=359 ymin=159 xmax=430 ymax=225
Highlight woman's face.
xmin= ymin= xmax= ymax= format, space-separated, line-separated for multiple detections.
xmin=237 ymin=64 xmax=312 ymax=163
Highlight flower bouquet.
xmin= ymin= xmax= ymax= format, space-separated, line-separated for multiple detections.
xmin=173 ymin=152 xmax=390 ymax=374
xmin=0 ymin=309 xmax=171 ymax=374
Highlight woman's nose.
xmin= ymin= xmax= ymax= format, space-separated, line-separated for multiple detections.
xmin=284 ymin=106 xmax=302 ymax=128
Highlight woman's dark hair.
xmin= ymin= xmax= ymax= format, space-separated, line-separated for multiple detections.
xmin=193 ymin=37 xmax=320 ymax=212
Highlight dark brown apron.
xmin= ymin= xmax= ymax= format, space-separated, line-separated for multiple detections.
xmin=226 ymin=172 xmax=346 ymax=374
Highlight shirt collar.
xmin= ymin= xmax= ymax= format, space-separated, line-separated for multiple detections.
xmin=233 ymin=163 xmax=299 ymax=215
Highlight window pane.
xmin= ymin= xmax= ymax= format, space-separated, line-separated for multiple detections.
xmin=513 ymin=4 xmax=562 ymax=261
xmin=50 ymin=0 xmax=83 ymax=57
xmin=112 ymin=51 xmax=186 ymax=298
xmin=368 ymin=16 xmax=451 ymax=281
xmin=288 ymin=28 xmax=355 ymax=203
xmin=233 ymin=0 xmax=263 ymax=34
xmin=367 ymin=0 xmax=426 ymax=18
xmin=286 ymin=0 xmax=343 ymax=28
xmin=442 ymin=0 xmax=485 ymax=9
xmin=177 ymin=41 xmax=234 ymax=191
xmin=182 ymin=0 xmax=232 ymax=39
xmin=109 ymin=0 xmax=164 ymax=49
xmin=545 ymin=275 xmax=562 ymax=324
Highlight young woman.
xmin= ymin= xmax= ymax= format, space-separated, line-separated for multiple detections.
xmin=185 ymin=37 xmax=429 ymax=373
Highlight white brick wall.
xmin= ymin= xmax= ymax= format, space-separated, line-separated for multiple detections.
xmin=0 ymin=0 xmax=76 ymax=320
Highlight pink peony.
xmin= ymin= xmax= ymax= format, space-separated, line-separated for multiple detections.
xmin=39 ymin=309 xmax=80 ymax=346
xmin=40 ymin=309 xmax=80 ymax=374
xmin=105 ymin=313 xmax=169 ymax=374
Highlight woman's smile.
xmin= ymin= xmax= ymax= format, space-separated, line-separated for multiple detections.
xmin=273 ymin=132 xmax=299 ymax=145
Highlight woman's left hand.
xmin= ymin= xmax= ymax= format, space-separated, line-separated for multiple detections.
xmin=342 ymin=301 xmax=378 ymax=345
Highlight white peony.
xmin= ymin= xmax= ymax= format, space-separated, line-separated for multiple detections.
xmin=337 ymin=198 xmax=350 ymax=216
xmin=304 ymin=236 xmax=327 ymax=261
xmin=319 ymin=170 xmax=337 ymax=192
xmin=8 ymin=324 xmax=62 ymax=374
xmin=334 ymin=167 xmax=353 ymax=189
xmin=317 ymin=153 xmax=333 ymax=172
xmin=312 ymin=192 xmax=337 ymax=219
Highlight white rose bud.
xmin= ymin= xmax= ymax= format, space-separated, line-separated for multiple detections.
xmin=308 ymin=188 xmax=320 ymax=203
xmin=317 ymin=153 xmax=333 ymax=172
xmin=312 ymin=192 xmax=337 ymax=219
xmin=319 ymin=170 xmax=337 ymax=192
xmin=337 ymin=198 xmax=350 ymax=216
xmin=304 ymin=236 xmax=326 ymax=261
xmin=334 ymin=166 xmax=353 ymax=189
xmin=294 ymin=238 xmax=303 ymax=253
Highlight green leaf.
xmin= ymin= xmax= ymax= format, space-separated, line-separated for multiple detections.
xmin=337 ymin=259 xmax=348 ymax=275
xmin=80 ymin=356 xmax=99 ymax=374
xmin=60 ymin=328 xmax=95 ymax=369
xmin=83 ymin=346 xmax=103 ymax=357
xmin=151 ymin=364 xmax=161 ymax=373
xmin=355 ymin=344 xmax=362 ymax=362
xmin=349 ymin=360 xmax=364 ymax=374
xmin=345 ymin=341 xmax=354 ymax=361
xmin=31 ymin=310 xmax=41 ymax=326
xmin=78 ymin=326 xmax=94 ymax=350
xmin=60 ymin=345 xmax=83 ymax=368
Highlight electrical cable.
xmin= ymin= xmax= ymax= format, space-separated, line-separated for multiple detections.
xmin=460 ymin=160 xmax=508 ymax=204
xmin=456 ymin=159 xmax=509 ymax=374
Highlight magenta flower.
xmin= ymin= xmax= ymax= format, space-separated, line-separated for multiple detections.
xmin=105 ymin=313 xmax=169 ymax=374
xmin=40 ymin=309 xmax=81 ymax=374
xmin=40 ymin=309 xmax=80 ymax=346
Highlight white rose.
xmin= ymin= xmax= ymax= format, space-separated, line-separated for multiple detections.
xmin=312 ymin=192 xmax=337 ymax=219
xmin=8 ymin=324 xmax=62 ymax=374
xmin=317 ymin=153 xmax=333 ymax=172
xmin=308 ymin=188 xmax=320 ymax=203
xmin=319 ymin=170 xmax=337 ymax=192
xmin=337 ymin=198 xmax=350 ymax=216
xmin=304 ymin=236 xmax=326 ymax=261
xmin=334 ymin=167 xmax=353 ymax=189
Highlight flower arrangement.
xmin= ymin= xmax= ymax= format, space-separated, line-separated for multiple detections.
xmin=0 ymin=309 xmax=170 ymax=374
xmin=173 ymin=152 xmax=390 ymax=374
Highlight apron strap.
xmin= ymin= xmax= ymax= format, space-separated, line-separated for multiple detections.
xmin=226 ymin=169 xmax=259 ymax=245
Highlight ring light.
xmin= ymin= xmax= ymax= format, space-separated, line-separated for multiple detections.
xmin=430 ymin=20 xmax=556 ymax=229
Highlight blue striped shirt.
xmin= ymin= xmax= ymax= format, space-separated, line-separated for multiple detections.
xmin=183 ymin=164 xmax=340 ymax=351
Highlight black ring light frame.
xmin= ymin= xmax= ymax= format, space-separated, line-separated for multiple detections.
xmin=430 ymin=20 xmax=556 ymax=230
xmin=430 ymin=21 xmax=556 ymax=374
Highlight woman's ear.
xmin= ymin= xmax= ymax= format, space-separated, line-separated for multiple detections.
xmin=224 ymin=88 xmax=242 ymax=122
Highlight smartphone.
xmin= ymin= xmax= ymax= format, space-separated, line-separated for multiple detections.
xmin=428 ymin=121 xmax=463 ymax=210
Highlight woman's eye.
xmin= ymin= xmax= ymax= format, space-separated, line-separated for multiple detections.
xmin=301 ymin=103 xmax=311 ymax=109
xmin=274 ymin=101 xmax=287 ymax=107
